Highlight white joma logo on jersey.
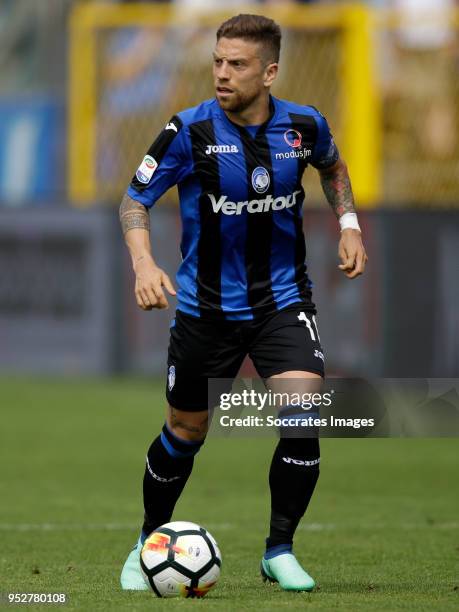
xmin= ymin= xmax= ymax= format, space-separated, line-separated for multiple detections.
xmin=165 ymin=122 xmax=178 ymax=132
xmin=205 ymin=144 xmax=239 ymax=154
xmin=208 ymin=191 xmax=301 ymax=215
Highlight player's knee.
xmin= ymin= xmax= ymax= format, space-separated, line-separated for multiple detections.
xmin=276 ymin=405 xmax=321 ymax=450
xmin=167 ymin=423 xmax=207 ymax=444
xmin=159 ymin=422 xmax=205 ymax=458
xmin=166 ymin=406 xmax=209 ymax=443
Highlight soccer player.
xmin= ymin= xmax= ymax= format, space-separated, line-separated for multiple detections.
xmin=119 ymin=14 xmax=367 ymax=592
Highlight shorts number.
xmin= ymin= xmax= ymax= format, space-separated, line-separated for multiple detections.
xmin=297 ymin=312 xmax=320 ymax=342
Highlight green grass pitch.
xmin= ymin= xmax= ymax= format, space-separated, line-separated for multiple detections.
xmin=0 ymin=378 xmax=457 ymax=611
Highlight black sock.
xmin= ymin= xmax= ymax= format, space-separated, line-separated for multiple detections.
xmin=142 ymin=423 xmax=204 ymax=536
xmin=266 ymin=436 xmax=320 ymax=554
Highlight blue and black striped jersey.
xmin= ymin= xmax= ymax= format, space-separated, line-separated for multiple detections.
xmin=128 ymin=96 xmax=339 ymax=320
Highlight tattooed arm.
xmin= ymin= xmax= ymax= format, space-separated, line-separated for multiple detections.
xmin=119 ymin=191 xmax=151 ymax=234
xmin=319 ymin=158 xmax=356 ymax=218
xmin=318 ymin=159 xmax=368 ymax=279
xmin=119 ymin=193 xmax=176 ymax=310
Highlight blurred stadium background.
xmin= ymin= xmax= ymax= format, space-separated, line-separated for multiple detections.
xmin=0 ymin=0 xmax=458 ymax=378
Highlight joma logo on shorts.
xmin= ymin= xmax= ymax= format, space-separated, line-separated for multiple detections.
xmin=208 ymin=191 xmax=301 ymax=215
xmin=205 ymin=144 xmax=239 ymax=154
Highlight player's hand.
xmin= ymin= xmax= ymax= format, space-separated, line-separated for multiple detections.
xmin=134 ymin=256 xmax=176 ymax=310
xmin=338 ymin=229 xmax=368 ymax=279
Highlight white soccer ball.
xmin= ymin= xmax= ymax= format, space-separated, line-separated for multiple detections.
xmin=140 ymin=521 xmax=222 ymax=598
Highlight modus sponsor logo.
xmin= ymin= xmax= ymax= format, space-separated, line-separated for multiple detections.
xmin=279 ymin=129 xmax=312 ymax=159
xmin=284 ymin=128 xmax=302 ymax=148
xmin=275 ymin=148 xmax=312 ymax=160
xmin=208 ymin=191 xmax=301 ymax=215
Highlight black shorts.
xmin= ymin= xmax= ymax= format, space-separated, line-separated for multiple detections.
xmin=166 ymin=303 xmax=325 ymax=412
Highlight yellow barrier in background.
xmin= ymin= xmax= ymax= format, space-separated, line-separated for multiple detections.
xmin=68 ymin=3 xmax=380 ymax=207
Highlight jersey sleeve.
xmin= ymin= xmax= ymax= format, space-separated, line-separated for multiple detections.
xmin=127 ymin=115 xmax=192 ymax=207
xmin=309 ymin=110 xmax=340 ymax=170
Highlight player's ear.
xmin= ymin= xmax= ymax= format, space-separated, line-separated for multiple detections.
xmin=264 ymin=62 xmax=278 ymax=88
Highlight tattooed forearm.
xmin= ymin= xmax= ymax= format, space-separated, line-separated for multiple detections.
xmin=319 ymin=160 xmax=356 ymax=218
xmin=119 ymin=193 xmax=150 ymax=234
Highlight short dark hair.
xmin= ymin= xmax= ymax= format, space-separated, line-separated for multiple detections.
xmin=216 ymin=14 xmax=281 ymax=63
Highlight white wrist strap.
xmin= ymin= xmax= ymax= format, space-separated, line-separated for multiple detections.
xmin=339 ymin=212 xmax=361 ymax=232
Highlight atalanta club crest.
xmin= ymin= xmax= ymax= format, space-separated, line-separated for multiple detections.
xmin=283 ymin=129 xmax=302 ymax=149
xmin=251 ymin=166 xmax=270 ymax=194
xmin=168 ymin=365 xmax=176 ymax=391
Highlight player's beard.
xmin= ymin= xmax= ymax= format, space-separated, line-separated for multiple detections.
xmin=216 ymin=88 xmax=261 ymax=114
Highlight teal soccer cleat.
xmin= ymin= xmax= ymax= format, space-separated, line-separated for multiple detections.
xmin=261 ymin=552 xmax=315 ymax=592
xmin=120 ymin=536 xmax=149 ymax=590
